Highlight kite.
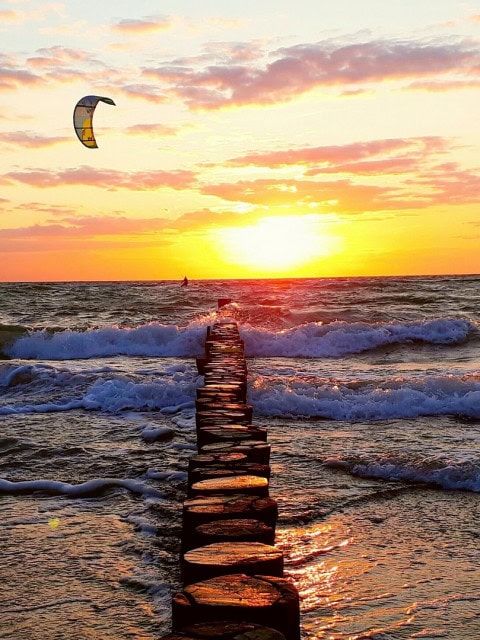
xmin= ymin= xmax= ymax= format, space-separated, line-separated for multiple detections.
xmin=73 ymin=95 xmax=115 ymax=148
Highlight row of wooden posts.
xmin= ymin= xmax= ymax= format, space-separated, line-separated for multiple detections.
xmin=160 ymin=305 xmax=301 ymax=640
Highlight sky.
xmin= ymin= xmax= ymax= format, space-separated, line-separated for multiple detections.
xmin=1 ymin=0 xmax=479 ymax=281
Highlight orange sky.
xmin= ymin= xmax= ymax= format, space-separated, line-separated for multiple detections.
xmin=1 ymin=1 xmax=479 ymax=281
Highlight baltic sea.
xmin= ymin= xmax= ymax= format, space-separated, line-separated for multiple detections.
xmin=1 ymin=276 xmax=479 ymax=639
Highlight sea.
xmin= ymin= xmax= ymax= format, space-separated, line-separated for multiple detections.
xmin=0 ymin=276 xmax=479 ymax=640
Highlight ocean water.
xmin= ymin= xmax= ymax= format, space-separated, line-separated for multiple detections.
xmin=0 ymin=276 xmax=479 ymax=639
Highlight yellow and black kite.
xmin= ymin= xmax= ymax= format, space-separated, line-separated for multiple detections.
xmin=73 ymin=95 xmax=115 ymax=148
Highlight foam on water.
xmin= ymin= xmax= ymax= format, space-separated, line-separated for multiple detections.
xmin=2 ymin=360 xmax=480 ymax=421
xmin=250 ymin=372 xmax=480 ymax=420
xmin=0 ymin=477 xmax=167 ymax=499
xmin=0 ymin=361 xmax=200 ymax=415
xmin=4 ymin=317 xmax=476 ymax=361
xmin=5 ymin=320 xmax=210 ymax=360
xmin=325 ymin=453 xmax=480 ymax=492
xmin=241 ymin=318 xmax=475 ymax=358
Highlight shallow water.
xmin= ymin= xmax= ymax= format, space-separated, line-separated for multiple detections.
xmin=286 ymin=489 xmax=480 ymax=639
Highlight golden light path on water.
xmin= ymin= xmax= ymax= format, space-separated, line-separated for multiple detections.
xmin=275 ymin=488 xmax=480 ymax=639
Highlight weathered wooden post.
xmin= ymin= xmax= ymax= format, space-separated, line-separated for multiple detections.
xmin=160 ymin=308 xmax=301 ymax=640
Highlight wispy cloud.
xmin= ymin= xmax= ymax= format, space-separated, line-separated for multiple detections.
xmin=0 ymin=130 xmax=69 ymax=148
xmin=3 ymin=166 xmax=197 ymax=190
xmin=0 ymin=214 xmax=174 ymax=253
xmin=200 ymin=160 xmax=480 ymax=213
xmin=6 ymin=34 xmax=478 ymax=110
xmin=112 ymin=15 xmax=172 ymax=34
xmin=125 ymin=123 xmax=180 ymax=137
xmin=143 ymin=37 xmax=480 ymax=109
xmin=0 ymin=10 xmax=18 ymax=22
xmin=0 ymin=66 xmax=40 ymax=90
xmin=201 ymin=178 xmax=403 ymax=212
xmin=15 ymin=202 xmax=77 ymax=216
xmin=121 ymin=84 xmax=168 ymax=103
xmin=224 ymin=137 xmax=447 ymax=169
xmin=0 ymin=3 xmax=65 ymax=25
xmin=27 ymin=46 xmax=94 ymax=69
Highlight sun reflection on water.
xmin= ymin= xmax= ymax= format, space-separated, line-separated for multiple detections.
xmin=277 ymin=521 xmax=352 ymax=613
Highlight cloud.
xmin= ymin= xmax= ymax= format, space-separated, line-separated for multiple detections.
xmin=170 ymin=207 xmax=255 ymax=231
xmin=0 ymin=130 xmax=69 ymax=148
xmin=0 ymin=200 xmax=78 ymax=218
xmin=1 ymin=46 xmax=98 ymax=91
xmin=0 ymin=3 xmax=65 ymax=25
xmin=0 ymin=66 xmax=41 ymax=90
xmin=217 ymin=136 xmax=460 ymax=184
xmin=56 ymin=215 xmax=170 ymax=235
xmin=121 ymin=84 xmax=168 ymax=103
xmin=200 ymin=161 xmax=480 ymax=213
xmin=15 ymin=202 xmax=77 ymax=216
xmin=4 ymin=166 xmax=197 ymax=190
xmin=27 ymin=46 xmax=94 ymax=69
xmin=143 ymin=37 xmax=480 ymax=109
xmin=0 ymin=197 xmax=10 ymax=214
xmin=224 ymin=137 xmax=447 ymax=170
xmin=405 ymin=165 xmax=480 ymax=205
xmin=0 ymin=214 xmax=175 ymax=253
xmin=6 ymin=33 xmax=478 ymax=111
xmin=112 ymin=15 xmax=172 ymax=34
xmin=407 ymin=79 xmax=480 ymax=91
xmin=0 ymin=10 xmax=18 ymax=22
xmin=125 ymin=123 xmax=179 ymax=137
xmin=201 ymin=178 xmax=396 ymax=213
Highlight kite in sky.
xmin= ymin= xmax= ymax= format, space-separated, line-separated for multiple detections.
xmin=73 ymin=95 xmax=115 ymax=148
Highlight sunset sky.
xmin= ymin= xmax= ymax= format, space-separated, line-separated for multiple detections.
xmin=1 ymin=0 xmax=479 ymax=281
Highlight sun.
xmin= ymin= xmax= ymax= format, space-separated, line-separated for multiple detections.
xmin=215 ymin=215 xmax=336 ymax=275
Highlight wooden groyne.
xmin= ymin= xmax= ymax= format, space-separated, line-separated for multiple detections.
xmin=160 ymin=306 xmax=301 ymax=640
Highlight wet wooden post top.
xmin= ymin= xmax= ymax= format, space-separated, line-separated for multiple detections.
xmin=160 ymin=301 xmax=301 ymax=640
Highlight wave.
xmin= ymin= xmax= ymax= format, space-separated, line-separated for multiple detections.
xmin=240 ymin=318 xmax=476 ymax=358
xmin=0 ymin=362 xmax=199 ymax=415
xmin=3 ymin=317 xmax=476 ymax=361
xmin=0 ymin=477 xmax=167 ymax=499
xmin=325 ymin=453 xmax=480 ymax=493
xmin=250 ymin=372 xmax=480 ymax=420
xmin=2 ymin=358 xmax=480 ymax=421
xmin=4 ymin=319 xmax=211 ymax=360
xmin=0 ymin=323 xmax=29 ymax=359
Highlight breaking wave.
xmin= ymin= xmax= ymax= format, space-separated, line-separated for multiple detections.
xmin=3 ymin=317 xmax=476 ymax=360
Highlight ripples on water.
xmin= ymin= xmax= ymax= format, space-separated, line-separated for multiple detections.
xmin=0 ymin=275 xmax=479 ymax=331
xmin=0 ymin=409 xmax=191 ymax=639
xmin=267 ymin=416 xmax=480 ymax=639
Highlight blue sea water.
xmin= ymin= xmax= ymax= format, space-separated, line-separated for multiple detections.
xmin=0 ymin=276 xmax=479 ymax=639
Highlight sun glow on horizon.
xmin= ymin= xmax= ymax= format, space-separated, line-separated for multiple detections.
xmin=1 ymin=2 xmax=479 ymax=281
xmin=214 ymin=215 xmax=339 ymax=275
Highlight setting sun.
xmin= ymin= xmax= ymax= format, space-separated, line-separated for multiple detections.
xmin=214 ymin=215 xmax=338 ymax=275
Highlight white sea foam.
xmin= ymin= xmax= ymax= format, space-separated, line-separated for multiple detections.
xmin=140 ymin=426 xmax=175 ymax=442
xmin=0 ymin=369 xmax=199 ymax=415
xmin=325 ymin=456 xmax=480 ymax=492
xmin=0 ymin=477 xmax=167 ymax=499
xmin=2 ymin=361 xmax=480 ymax=420
xmin=4 ymin=317 xmax=475 ymax=361
xmin=82 ymin=378 xmax=196 ymax=413
xmin=5 ymin=320 xmax=209 ymax=360
xmin=241 ymin=318 xmax=475 ymax=357
xmin=250 ymin=373 xmax=480 ymax=420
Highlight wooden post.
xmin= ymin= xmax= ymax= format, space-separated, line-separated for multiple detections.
xmin=159 ymin=315 xmax=301 ymax=640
